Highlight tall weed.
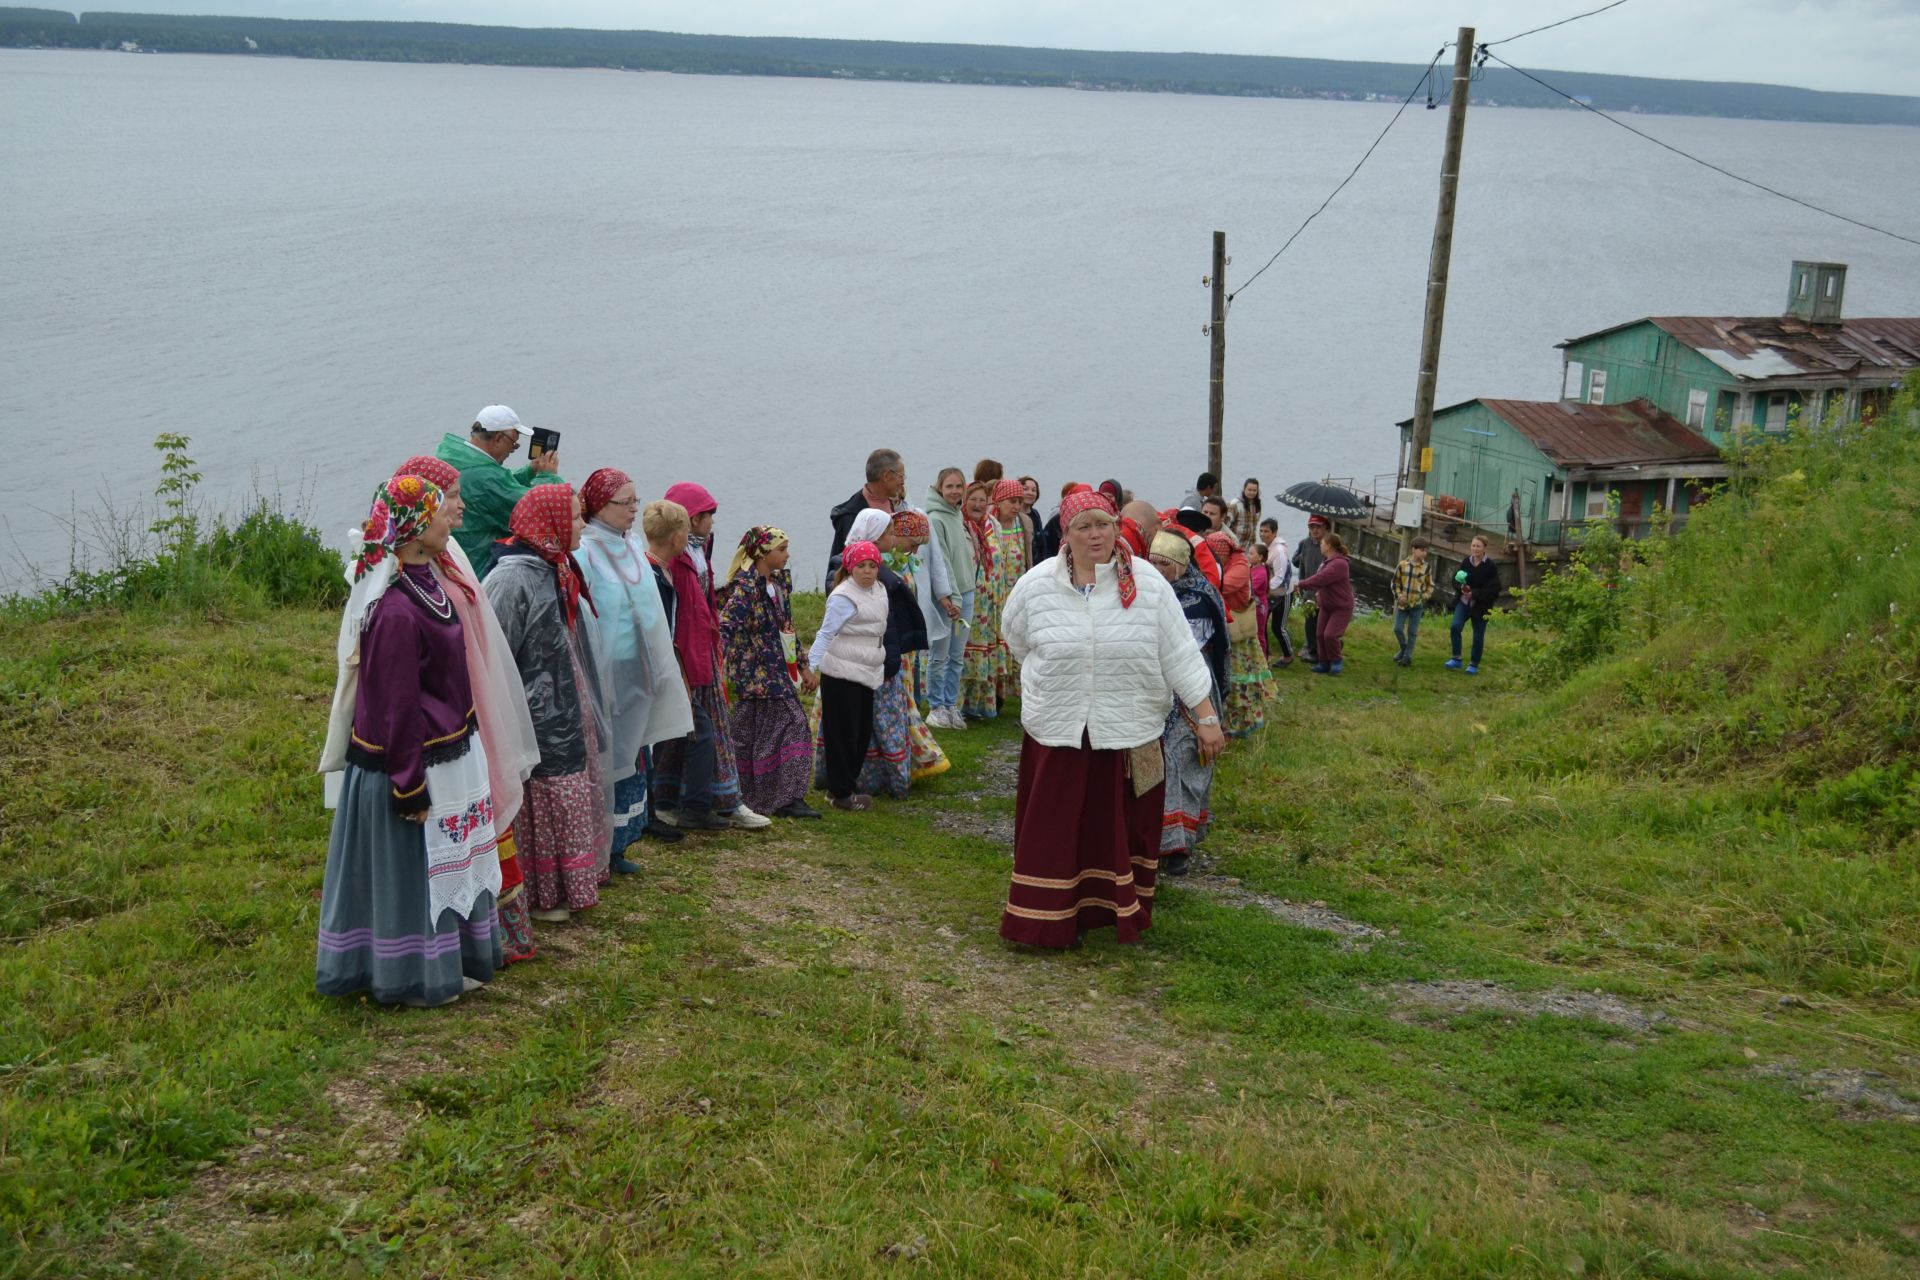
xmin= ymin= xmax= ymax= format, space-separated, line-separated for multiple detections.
xmin=5 ymin=434 xmax=346 ymax=617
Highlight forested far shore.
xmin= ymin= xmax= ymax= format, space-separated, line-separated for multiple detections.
xmin=5 ymin=6 xmax=1919 ymax=125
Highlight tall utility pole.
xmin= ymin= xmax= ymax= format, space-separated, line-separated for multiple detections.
xmin=1207 ymin=230 xmax=1226 ymax=481
xmin=1401 ymin=29 xmax=1476 ymax=555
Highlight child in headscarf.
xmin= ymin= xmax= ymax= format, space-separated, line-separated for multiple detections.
xmin=809 ymin=540 xmax=889 ymax=811
xmin=719 ymin=526 xmax=821 ymax=819
xmin=483 ymin=485 xmax=610 ymax=923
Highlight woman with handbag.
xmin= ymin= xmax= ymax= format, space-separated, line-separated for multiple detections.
xmin=1147 ymin=533 xmax=1230 ymax=879
xmin=998 ymin=490 xmax=1225 ymax=950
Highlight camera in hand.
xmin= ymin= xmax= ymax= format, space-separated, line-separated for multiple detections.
xmin=528 ymin=427 xmax=561 ymax=460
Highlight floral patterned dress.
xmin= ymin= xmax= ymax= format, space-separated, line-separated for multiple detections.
xmin=961 ymin=522 xmax=1003 ymax=719
xmin=992 ymin=518 xmax=1026 ymax=703
xmin=718 ymin=568 xmax=814 ymax=816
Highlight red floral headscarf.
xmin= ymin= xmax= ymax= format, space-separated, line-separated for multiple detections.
xmin=390 ymin=457 xmax=475 ymax=602
xmin=580 ymin=467 xmax=632 ymax=521
xmin=351 ymin=475 xmax=441 ymax=583
xmin=1058 ymin=489 xmax=1136 ymax=608
xmin=507 ymin=484 xmax=594 ymax=628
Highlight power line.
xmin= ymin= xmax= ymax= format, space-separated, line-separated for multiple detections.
xmin=1227 ymin=45 xmax=1448 ymax=305
xmin=1482 ymin=0 xmax=1630 ymax=48
xmin=1481 ymin=49 xmax=1920 ymax=250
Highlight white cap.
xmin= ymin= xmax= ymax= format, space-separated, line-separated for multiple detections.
xmin=473 ymin=404 xmax=532 ymax=437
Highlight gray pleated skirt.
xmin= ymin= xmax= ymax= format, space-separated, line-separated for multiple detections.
xmin=316 ymin=764 xmax=501 ymax=1007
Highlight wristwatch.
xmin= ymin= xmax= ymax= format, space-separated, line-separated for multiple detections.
xmin=1195 ymin=715 xmax=1221 ymax=727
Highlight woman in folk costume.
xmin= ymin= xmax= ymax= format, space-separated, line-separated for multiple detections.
xmin=988 ymin=478 xmax=1029 ymax=703
xmin=959 ymin=481 xmax=1002 ymax=720
xmin=483 ymin=485 xmax=611 ymax=923
xmin=315 ymin=476 xmax=503 ymax=1006
xmin=999 ymin=490 xmax=1226 ymax=949
xmin=718 ymin=526 xmax=821 ymax=819
xmin=576 ymin=468 xmax=696 ymax=872
xmin=653 ymin=481 xmax=770 ymax=828
xmin=1146 ymin=532 xmax=1230 ymax=879
xmin=1205 ymin=529 xmax=1275 ymax=737
xmin=886 ymin=507 xmax=953 ymax=784
xmin=853 ymin=507 xmax=947 ymax=794
xmin=385 ymin=456 xmax=542 ymax=964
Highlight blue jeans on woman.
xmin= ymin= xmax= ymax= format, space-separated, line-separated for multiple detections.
xmin=1450 ymin=603 xmax=1488 ymax=666
xmin=928 ymin=589 xmax=973 ymax=711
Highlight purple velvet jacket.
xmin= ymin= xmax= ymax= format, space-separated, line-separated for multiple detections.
xmin=344 ymin=565 xmax=477 ymax=814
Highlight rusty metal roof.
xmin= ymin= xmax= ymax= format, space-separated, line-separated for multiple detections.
xmin=1559 ymin=315 xmax=1920 ymax=383
xmin=1477 ymin=398 xmax=1721 ymax=468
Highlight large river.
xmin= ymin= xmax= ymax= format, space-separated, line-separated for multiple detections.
xmin=4 ymin=49 xmax=1917 ymax=589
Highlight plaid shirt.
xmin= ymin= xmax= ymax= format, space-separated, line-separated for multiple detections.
xmin=1392 ymin=556 xmax=1434 ymax=608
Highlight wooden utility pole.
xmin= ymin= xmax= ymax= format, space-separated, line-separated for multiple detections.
xmin=1208 ymin=230 xmax=1226 ymax=481
xmin=1401 ymin=29 xmax=1476 ymax=556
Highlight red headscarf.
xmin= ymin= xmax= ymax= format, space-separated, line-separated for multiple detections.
xmin=1057 ymin=489 xmax=1136 ymax=608
xmin=991 ymin=478 xmax=1025 ymax=506
xmin=391 ymin=456 xmax=476 ymax=602
xmin=507 ymin=483 xmax=594 ymax=628
xmin=580 ymin=467 xmax=632 ymax=521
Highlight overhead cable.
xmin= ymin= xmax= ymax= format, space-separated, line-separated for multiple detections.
xmin=1481 ymin=49 xmax=1920 ymax=250
xmin=1228 ymin=45 xmax=1448 ymax=305
xmin=1482 ymin=0 xmax=1631 ymax=48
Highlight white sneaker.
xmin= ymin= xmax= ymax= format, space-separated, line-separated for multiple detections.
xmin=530 ymin=907 xmax=570 ymax=923
xmin=652 ymin=807 xmax=682 ymax=828
xmin=728 ymin=804 xmax=773 ymax=830
xmin=941 ymin=708 xmax=967 ymax=730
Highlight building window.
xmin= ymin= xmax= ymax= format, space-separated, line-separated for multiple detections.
xmin=1686 ymin=388 xmax=1708 ymax=430
xmin=1588 ymin=369 xmax=1608 ymax=405
xmin=1585 ymin=483 xmax=1612 ymax=518
xmin=1563 ymin=361 xmax=1584 ymax=401
xmin=1766 ymin=393 xmax=1790 ymax=432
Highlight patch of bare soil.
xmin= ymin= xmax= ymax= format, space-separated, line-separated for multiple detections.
xmin=705 ymin=841 xmax=1202 ymax=1102
xmin=929 ymin=807 xmax=1014 ymax=847
xmin=1751 ymin=1061 xmax=1920 ymax=1123
xmin=1184 ymin=872 xmax=1388 ymax=948
xmin=953 ymin=737 xmax=1021 ymax=800
xmin=1382 ymin=980 xmax=1683 ymax=1034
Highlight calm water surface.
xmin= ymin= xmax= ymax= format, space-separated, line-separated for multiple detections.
xmin=4 ymin=50 xmax=1918 ymax=587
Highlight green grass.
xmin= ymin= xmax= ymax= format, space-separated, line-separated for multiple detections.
xmin=9 ymin=392 xmax=1920 ymax=1279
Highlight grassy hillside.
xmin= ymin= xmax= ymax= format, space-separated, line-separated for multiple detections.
xmin=1 ymin=395 xmax=1915 ymax=1275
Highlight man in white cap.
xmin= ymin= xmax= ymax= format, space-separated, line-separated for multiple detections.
xmin=433 ymin=404 xmax=564 ymax=572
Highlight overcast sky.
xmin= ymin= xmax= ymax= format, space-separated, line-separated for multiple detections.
xmin=88 ymin=0 xmax=1920 ymax=97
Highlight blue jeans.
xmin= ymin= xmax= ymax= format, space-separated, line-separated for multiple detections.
xmin=928 ymin=589 xmax=972 ymax=710
xmin=1393 ymin=606 xmax=1424 ymax=660
xmin=675 ymin=693 xmax=719 ymax=815
xmin=1450 ymin=603 xmax=1488 ymax=666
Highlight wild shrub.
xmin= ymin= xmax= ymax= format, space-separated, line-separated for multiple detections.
xmin=10 ymin=434 xmax=346 ymax=616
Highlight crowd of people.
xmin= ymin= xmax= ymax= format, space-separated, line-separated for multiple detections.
xmin=315 ymin=417 xmax=1499 ymax=1004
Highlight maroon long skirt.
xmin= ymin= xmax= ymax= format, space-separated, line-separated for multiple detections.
xmin=1000 ymin=733 xmax=1167 ymax=949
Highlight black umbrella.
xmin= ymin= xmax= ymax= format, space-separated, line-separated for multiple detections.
xmin=1277 ymin=480 xmax=1370 ymax=520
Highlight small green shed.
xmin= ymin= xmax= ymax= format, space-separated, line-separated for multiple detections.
xmin=1397 ymin=397 xmax=1727 ymax=546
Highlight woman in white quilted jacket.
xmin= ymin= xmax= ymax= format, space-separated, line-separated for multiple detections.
xmin=997 ymin=488 xmax=1227 ymax=949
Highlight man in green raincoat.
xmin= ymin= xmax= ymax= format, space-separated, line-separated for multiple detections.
xmin=433 ymin=404 xmax=564 ymax=572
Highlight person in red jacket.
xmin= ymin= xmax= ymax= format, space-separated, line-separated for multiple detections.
xmin=1292 ymin=532 xmax=1356 ymax=675
xmin=653 ymin=481 xmax=773 ymax=832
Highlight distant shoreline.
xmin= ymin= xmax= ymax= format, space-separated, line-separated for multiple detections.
xmin=3 ymin=9 xmax=1917 ymax=127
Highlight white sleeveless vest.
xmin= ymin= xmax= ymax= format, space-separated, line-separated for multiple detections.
xmin=819 ymin=579 xmax=888 ymax=689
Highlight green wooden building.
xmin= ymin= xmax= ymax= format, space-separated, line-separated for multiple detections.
xmin=1396 ymin=397 xmax=1725 ymax=547
xmin=1556 ymin=262 xmax=1919 ymax=442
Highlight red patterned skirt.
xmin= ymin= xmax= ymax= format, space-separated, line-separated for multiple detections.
xmin=999 ymin=733 xmax=1165 ymax=949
